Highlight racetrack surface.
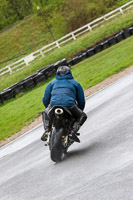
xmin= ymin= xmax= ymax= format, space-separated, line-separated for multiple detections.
xmin=0 ymin=73 xmax=133 ymax=200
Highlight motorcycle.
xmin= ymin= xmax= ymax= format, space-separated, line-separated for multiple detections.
xmin=45 ymin=106 xmax=80 ymax=162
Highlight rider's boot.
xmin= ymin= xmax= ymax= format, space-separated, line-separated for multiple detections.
xmin=69 ymin=122 xmax=81 ymax=143
xmin=41 ymin=128 xmax=51 ymax=141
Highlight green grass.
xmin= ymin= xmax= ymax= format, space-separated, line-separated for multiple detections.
xmin=73 ymin=37 xmax=133 ymax=88
xmin=0 ymin=15 xmax=53 ymax=66
xmin=0 ymin=8 xmax=133 ymax=92
xmin=0 ymin=79 xmax=52 ymax=140
xmin=0 ymin=35 xmax=133 ymax=140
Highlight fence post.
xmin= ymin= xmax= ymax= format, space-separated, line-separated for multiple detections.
xmin=88 ymin=25 xmax=92 ymax=31
xmin=8 ymin=66 xmax=12 ymax=74
xmin=56 ymin=41 xmax=60 ymax=48
xmin=120 ymin=8 xmax=124 ymax=14
xmin=71 ymin=32 xmax=76 ymax=40
xmin=40 ymin=50 xmax=45 ymax=57
xmin=24 ymin=60 xmax=29 ymax=66
xmin=103 ymin=16 xmax=107 ymax=21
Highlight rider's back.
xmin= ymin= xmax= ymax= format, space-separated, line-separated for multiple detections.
xmin=43 ymin=74 xmax=85 ymax=110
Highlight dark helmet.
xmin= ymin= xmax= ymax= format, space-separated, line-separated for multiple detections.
xmin=56 ymin=66 xmax=72 ymax=76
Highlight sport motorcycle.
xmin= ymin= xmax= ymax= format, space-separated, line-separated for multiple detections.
xmin=45 ymin=106 xmax=80 ymax=162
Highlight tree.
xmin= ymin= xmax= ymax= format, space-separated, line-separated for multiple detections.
xmin=0 ymin=0 xmax=17 ymax=30
xmin=7 ymin=0 xmax=32 ymax=20
xmin=0 ymin=0 xmax=32 ymax=30
xmin=32 ymin=0 xmax=63 ymax=41
xmin=62 ymin=0 xmax=89 ymax=32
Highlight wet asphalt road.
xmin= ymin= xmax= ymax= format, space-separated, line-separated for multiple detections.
xmin=0 ymin=73 xmax=133 ymax=200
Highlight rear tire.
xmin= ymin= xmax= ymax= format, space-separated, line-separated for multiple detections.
xmin=50 ymin=128 xmax=65 ymax=162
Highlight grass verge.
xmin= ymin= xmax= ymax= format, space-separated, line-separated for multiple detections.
xmin=0 ymin=8 xmax=133 ymax=91
xmin=0 ymin=36 xmax=133 ymax=140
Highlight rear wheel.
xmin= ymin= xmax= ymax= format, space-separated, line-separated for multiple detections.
xmin=50 ymin=128 xmax=66 ymax=162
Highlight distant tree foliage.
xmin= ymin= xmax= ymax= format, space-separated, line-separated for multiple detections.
xmin=7 ymin=0 xmax=32 ymax=19
xmin=0 ymin=0 xmax=130 ymax=32
xmin=62 ymin=0 xmax=89 ymax=32
xmin=0 ymin=0 xmax=32 ymax=30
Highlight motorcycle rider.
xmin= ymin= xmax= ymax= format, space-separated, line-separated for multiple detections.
xmin=41 ymin=66 xmax=87 ymax=143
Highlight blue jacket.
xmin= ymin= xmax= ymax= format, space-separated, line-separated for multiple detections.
xmin=42 ymin=74 xmax=85 ymax=110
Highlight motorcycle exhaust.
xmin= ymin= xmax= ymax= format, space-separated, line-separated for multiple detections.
xmin=55 ymin=108 xmax=64 ymax=116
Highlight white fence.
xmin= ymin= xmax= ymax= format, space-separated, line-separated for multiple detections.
xmin=0 ymin=0 xmax=133 ymax=76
